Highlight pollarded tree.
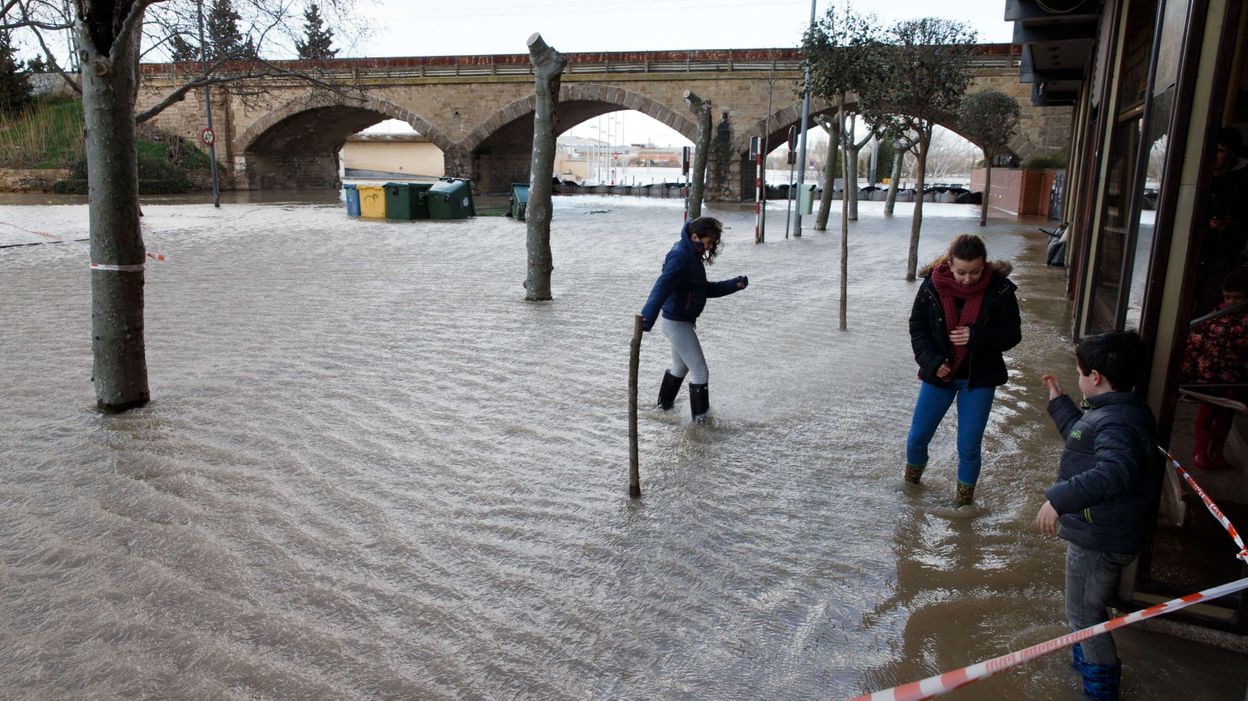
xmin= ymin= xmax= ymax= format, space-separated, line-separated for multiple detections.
xmin=295 ymin=1 xmax=336 ymax=61
xmin=860 ymin=18 xmax=977 ymax=281
xmin=523 ymin=32 xmax=566 ymax=302
xmin=684 ymin=89 xmax=711 ymax=219
xmin=958 ymin=89 xmax=1020 ymax=226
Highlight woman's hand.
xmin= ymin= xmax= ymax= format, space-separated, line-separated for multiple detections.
xmin=735 ymin=276 xmax=749 ymax=289
xmin=936 ymin=363 xmax=952 ymax=379
xmin=1042 ymin=374 xmax=1063 ymax=400
xmin=949 ymin=326 xmax=971 ymax=346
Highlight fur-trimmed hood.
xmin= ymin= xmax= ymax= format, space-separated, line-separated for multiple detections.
xmin=917 ymin=256 xmax=1014 ymax=279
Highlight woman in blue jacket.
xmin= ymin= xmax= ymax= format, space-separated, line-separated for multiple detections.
xmin=640 ymin=217 xmax=748 ymax=422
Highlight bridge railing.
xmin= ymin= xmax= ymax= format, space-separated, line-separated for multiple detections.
xmin=138 ymin=45 xmax=1017 ymax=83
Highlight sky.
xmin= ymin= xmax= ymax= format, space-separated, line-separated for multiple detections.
xmin=352 ymin=0 xmax=1016 ymax=145
xmin=351 ymin=0 xmax=1014 ymax=56
xmin=16 ymin=0 xmax=1016 ymax=146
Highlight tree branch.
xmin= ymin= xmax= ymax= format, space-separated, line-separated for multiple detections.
xmin=30 ymin=22 xmax=81 ymax=94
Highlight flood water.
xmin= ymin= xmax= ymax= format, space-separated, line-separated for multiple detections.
xmin=2 ymin=195 xmax=1246 ymax=700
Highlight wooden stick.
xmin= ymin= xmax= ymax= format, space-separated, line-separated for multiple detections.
xmin=629 ymin=314 xmax=643 ymax=498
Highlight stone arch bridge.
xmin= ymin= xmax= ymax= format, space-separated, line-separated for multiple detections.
xmin=138 ymin=44 xmax=1070 ymax=201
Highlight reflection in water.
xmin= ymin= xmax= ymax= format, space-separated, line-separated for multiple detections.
xmin=0 ymin=197 xmax=1244 ymax=699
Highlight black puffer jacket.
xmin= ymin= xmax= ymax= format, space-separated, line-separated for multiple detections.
xmin=909 ymin=261 xmax=1021 ymax=388
xmin=1045 ymin=392 xmax=1160 ymax=555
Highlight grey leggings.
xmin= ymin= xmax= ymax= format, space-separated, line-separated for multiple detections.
xmin=661 ymin=317 xmax=708 ymax=385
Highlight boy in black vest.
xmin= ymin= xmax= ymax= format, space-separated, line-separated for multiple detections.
xmin=1036 ymin=330 xmax=1161 ymax=700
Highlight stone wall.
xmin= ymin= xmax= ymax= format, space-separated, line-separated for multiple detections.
xmin=0 ymin=168 xmax=71 ymax=192
xmin=135 ymin=48 xmax=1072 ymax=200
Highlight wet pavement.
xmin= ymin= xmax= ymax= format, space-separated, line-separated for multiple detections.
xmin=1 ymin=194 xmax=1246 ymax=699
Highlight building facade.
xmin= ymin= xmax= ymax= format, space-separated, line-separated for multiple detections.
xmin=1009 ymin=0 xmax=1247 ymax=635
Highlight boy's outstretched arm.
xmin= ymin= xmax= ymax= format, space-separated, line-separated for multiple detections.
xmin=1045 ymin=373 xmax=1083 ymax=437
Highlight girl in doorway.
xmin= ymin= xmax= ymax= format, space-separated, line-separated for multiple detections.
xmin=904 ymin=234 xmax=1022 ymax=505
xmin=640 ymin=216 xmax=749 ymax=422
xmin=1182 ymin=266 xmax=1248 ymax=470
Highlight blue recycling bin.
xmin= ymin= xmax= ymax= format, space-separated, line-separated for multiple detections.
xmin=343 ymin=184 xmax=361 ymax=217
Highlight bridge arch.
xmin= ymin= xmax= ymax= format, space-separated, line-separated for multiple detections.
xmin=456 ymin=84 xmax=697 ymax=193
xmin=236 ymin=92 xmax=451 ymax=190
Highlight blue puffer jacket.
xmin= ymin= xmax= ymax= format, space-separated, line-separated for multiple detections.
xmin=640 ymin=222 xmax=746 ymax=330
xmin=1045 ymin=391 xmax=1161 ymax=555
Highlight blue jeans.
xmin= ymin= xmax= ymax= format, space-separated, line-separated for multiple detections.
xmin=905 ymin=379 xmax=996 ymax=486
xmin=1066 ymin=543 xmax=1134 ymax=664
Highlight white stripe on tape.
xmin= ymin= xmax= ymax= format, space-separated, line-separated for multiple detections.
xmin=851 ymin=577 xmax=1248 ymax=701
xmin=854 ymin=452 xmax=1248 ymax=701
xmin=90 ymin=263 xmax=145 ymax=272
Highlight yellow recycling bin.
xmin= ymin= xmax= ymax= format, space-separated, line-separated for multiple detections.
xmin=357 ymin=185 xmax=386 ymax=218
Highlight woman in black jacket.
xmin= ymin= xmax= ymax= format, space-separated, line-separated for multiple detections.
xmin=904 ymin=234 xmax=1021 ymax=506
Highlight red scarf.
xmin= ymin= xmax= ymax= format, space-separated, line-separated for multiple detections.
xmin=930 ymin=261 xmax=993 ymax=375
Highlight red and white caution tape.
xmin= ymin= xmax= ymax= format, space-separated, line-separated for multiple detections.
xmin=850 ymin=575 xmax=1248 ymax=701
xmin=853 ymin=447 xmax=1248 ymax=701
xmin=1159 ymin=447 xmax=1248 ymax=563
xmin=1 ymin=219 xmax=168 ymax=266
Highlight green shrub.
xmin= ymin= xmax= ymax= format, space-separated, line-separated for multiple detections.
xmin=1024 ymin=152 xmax=1067 ymax=170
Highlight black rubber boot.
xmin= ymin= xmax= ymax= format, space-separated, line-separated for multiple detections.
xmin=689 ymin=383 xmax=709 ymax=422
xmin=657 ymin=371 xmax=684 ymax=411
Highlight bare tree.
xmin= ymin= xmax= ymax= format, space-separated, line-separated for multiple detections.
xmin=684 ymin=89 xmax=710 ymax=219
xmin=861 ymin=18 xmax=977 ymax=281
xmin=0 ymin=0 xmax=362 ymax=411
xmin=523 ymin=32 xmax=565 ymax=302
xmin=958 ymin=89 xmax=1020 ymax=226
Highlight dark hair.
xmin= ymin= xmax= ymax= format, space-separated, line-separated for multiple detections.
xmin=1221 ymin=266 xmax=1248 ymax=294
xmin=1217 ymin=127 xmax=1243 ymax=152
xmin=689 ymin=216 xmax=723 ymax=263
xmin=1075 ymin=330 xmax=1148 ymax=392
xmin=947 ymin=234 xmax=987 ymax=263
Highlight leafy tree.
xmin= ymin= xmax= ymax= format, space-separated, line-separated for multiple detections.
xmin=295 ymin=1 xmax=337 ymax=60
xmin=0 ymin=29 xmax=31 ymax=116
xmin=958 ymin=89 xmax=1020 ymax=226
xmin=206 ymin=0 xmax=255 ymax=61
xmin=25 ymin=52 xmax=52 ymax=73
xmin=802 ymin=5 xmax=884 ymax=330
xmin=860 ymin=18 xmax=977 ymax=281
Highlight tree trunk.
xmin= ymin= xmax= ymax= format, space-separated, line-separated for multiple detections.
xmin=838 ymin=103 xmax=849 ymax=331
xmin=815 ymin=114 xmax=839 ymax=231
xmin=884 ymin=149 xmax=903 ymax=216
xmin=845 ymin=143 xmax=860 ymax=222
xmin=980 ymin=151 xmax=992 ymax=227
xmin=684 ymin=90 xmax=711 ymax=220
xmin=845 ymin=114 xmax=858 ymax=222
xmin=524 ymin=33 xmax=566 ymax=301
xmin=79 ymin=2 xmax=151 ymax=412
xmin=906 ymin=130 xmax=931 ymax=282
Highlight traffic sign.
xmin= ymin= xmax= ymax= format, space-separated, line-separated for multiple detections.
xmin=200 ymin=127 xmax=215 ymax=146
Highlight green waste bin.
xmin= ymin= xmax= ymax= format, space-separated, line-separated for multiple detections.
xmin=798 ymin=183 xmax=817 ymax=215
xmin=427 ymin=178 xmax=476 ymax=220
xmin=383 ymin=182 xmax=432 ymax=220
xmin=509 ymin=183 xmax=529 ymax=221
